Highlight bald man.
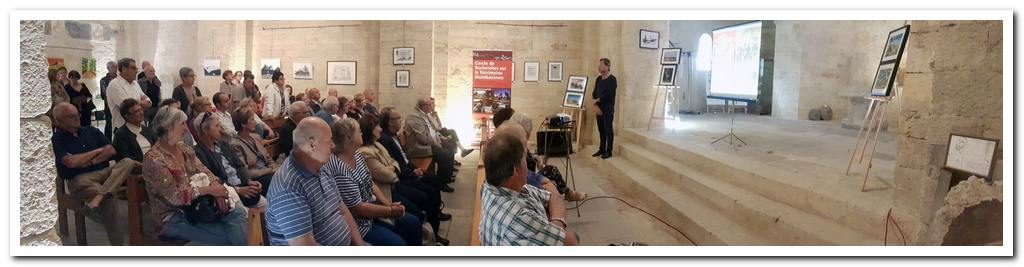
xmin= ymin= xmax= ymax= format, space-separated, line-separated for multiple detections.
xmin=51 ymin=103 xmax=140 ymax=246
xmin=275 ymin=101 xmax=312 ymax=159
xmin=266 ymin=117 xmax=364 ymax=246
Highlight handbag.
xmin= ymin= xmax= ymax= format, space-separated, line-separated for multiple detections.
xmin=182 ymin=194 xmax=230 ymax=224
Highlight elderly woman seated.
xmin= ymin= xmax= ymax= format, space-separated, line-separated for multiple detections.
xmin=193 ymin=111 xmax=264 ymax=208
xmin=229 ymin=107 xmax=279 ymax=196
xmin=322 ymin=118 xmax=422 ymax=246
xmin=141 ymin=106 xmax=248 ymax=245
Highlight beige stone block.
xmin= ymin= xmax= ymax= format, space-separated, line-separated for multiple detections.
xmin=20 ymin=118 xmax=59 ymax=239
xmin=20 ymin=20 xmax=50 ymax=118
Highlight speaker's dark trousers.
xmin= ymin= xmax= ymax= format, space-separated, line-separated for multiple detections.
xmin=596 ymin=112 xmax=614 ymax=154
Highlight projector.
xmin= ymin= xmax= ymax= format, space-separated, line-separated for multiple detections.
xmin=546 ymin=113 xmax=573 ymax=128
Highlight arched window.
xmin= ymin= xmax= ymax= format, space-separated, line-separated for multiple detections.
xmin=696 ymin=33 xmax=712 ymax=71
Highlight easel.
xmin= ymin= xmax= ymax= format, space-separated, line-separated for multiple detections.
xmin=846 ymin=86 xmax=901 ymax=192
xmin=647 ymin=85 xmax=678 ymax=130
xmin=710 ymin=99 xmax=747 ymax=147
xmin=540 ymin=107 xmax=583 ymax=217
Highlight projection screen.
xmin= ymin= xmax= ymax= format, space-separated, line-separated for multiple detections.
xmin=709 ymin=21 xmax=762 ymax=100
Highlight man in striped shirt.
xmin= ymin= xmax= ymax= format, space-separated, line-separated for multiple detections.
xmin=478 ymin=126 xmax=579 ymax=246
xmin=266 ymin=117 xmax=364 ymax=246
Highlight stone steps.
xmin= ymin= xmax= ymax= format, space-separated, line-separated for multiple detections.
xmin=586 ymin=154 xmax=773 ymax=245
xmin=616 ymin=142 xmax=876 ymax=245
xmin=619 ymin=129 xmax=892 ymax=237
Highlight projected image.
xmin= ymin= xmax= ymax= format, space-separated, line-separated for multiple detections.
xmin=709 ymin=21 xmax=762 ymax=100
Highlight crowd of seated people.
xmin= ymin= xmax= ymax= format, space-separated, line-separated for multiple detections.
xmin=47 ymin=56 xmax=472 ymax=246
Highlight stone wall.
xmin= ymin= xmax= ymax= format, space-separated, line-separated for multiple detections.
xmin=20 ymin=20 xmax=62 ymax=246
xmin=894 ymin=20 xmax=1003 ymax=243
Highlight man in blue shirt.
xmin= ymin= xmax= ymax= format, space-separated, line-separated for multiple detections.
xmin=51 ymin=103 xmax=140 ymax=245
xmin=266 ymin=117 xmax=364 ymax=246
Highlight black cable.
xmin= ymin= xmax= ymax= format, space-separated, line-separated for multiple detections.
xmin=567 ymin=195 xmax=698 ymax=246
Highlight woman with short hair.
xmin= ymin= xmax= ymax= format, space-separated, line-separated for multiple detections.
xmin=64 ymin=70 xmax=95 ymax=126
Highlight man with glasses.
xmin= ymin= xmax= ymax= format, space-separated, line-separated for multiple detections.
xmin=112 ymin=98 xmax=156 ymax=162
xmin=107 ymin=57 xmax=152 ymax=133
xmin=275 ymin=101 xmax=312 ymax=159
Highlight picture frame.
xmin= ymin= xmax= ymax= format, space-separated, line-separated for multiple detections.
xmin=202 ymin=59 xmax=221 ymax=77
xmin=563 ymin=91 xmax=585 ymax=109
xmin=292 ymin=62 xmax=313 ymax=80
xmin=880 ymin=25 xmax=911 ymax=62
xmin=943 ymin=133 xmax=999 ymax=178
xmin=393 ymin=47 xmax=415 ymax=65
xmin=524 ymin=61 xmax=540 ymax=82
xmin=639 ymin=29 xmax=660 ymax=49
xmin=661 ymin=48 xmax=682 ymax=65
xmin=869 ymin=62 xmax=897 ymax=96
xmin=395 ymin=70 xmax=410 ymax=88
xmin=659 ymin=65 xmax=677 ymax=86
xmin=326 ymin=61 xmax=357 ymax=85
xmin=260 ymin=59 xmax=281 ymax=79
xmin=566 ymin=75 xmax=588 ymax=93
xmin=548 ymin=61 xmax=563 ymax=82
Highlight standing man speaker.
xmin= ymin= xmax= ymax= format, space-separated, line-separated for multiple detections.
xmin=592 ymin=58 xmax=617 ymax=159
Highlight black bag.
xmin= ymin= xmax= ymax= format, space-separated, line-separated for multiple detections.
xmin=539 ymin=165 xmax=569 ymax=194
xmin=181 ymin=195 xmax=228 ymax=224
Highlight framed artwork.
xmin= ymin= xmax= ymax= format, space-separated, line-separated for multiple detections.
xmin=260 ymin=59 xmax=281 ymax=79
xmin=396 ymin=70 xmax=410 ymax=88
xmin=524 ymin=61 xmax=540 ymax=82
xmin=639 ymin=29 xmax=660 ymax=49
xmin=203 ymin=59 xmax=222 ymax=77
xmin=563 ymin=91 xmax=585 ymax=108
xmin=292 ymin=62 xmax=313 ymax=80
xmin=880 ymin=25 xmax=911 ymax=62
xmin=659 ymin=65 xmax=677 ymax=86
xmin=869 ymin=62 xmax=897 ymax=96
xmin=661 ymin=48 xmax=682 ymax=65
xmin=81 ymin=57 xmax=97 ymax=79
xmin=548 ymin=61 xmax=563 ymax=82
xmin=393 ymin=47 xmax=415 ymax=65
xmin=327 ymin=61 xmax=357 ymax=85
xmin=943 ymin=134 xmax=999 ymax=178
xmin=566 ymin=75 xmax=588 ymax=93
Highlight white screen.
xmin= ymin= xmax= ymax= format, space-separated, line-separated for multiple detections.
xmin=710 ymin=21 xmax=762 ymax=100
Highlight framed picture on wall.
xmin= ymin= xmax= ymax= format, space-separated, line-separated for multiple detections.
xmin=292 ymin=62 xmax=313 ymax=80
xmin=639 ymin=29 xmax=660 ymax=49
xmin=260 ymin=59 xmax=281 ymax=79
xmin=202 ymin=59 xmax=221 ymax=77
xmin=566 ymin=75 xmax=588 ymax=93
xmin=548 ymin=61 xmax=563 ymax=82
xmin=393 ymin=47 xmax=415 ymax=65
xmin=869 ymin=62 xmax=896 ymax=96
xmin=659 ymin=65 xmax=677 ymax=86
xmin=327 ymin=61 xmax=357 ymax=85
xmin=396 ymin=70 xmax=410 ymax=88
xmin=943 ymin=134 xmax=999 ymax=178
xmin=524 ymin=61 xmax=540 ymax=82
xmin=563 ymin=91 xmax=585 ymax=108
xmin=661 ymin=48 xmax=682 ymax=64
xmin=880 ymin=25 xmax=911 ymax=62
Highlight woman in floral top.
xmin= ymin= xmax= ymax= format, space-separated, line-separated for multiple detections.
xmin=142 ymin=106 xmax=248 ymax=245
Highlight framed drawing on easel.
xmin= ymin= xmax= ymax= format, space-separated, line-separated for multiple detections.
xmin=943 ymin=134 xmax=999 ymax=178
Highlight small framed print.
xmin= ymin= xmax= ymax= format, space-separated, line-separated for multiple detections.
xmin=393 ymin=47 xmax=415 ymax=65
xmin=548 ymin=61 xmax=563 ymax=82
xmin=292 ymin=62 xmax=313 ymax=80
xmin=659 ymin=65 xmax=677 ymax=86
xmin=327 ymin=61 xmax=357 ymax=85
xmin=943 ymin=134 xmax=999 ymax=178
xmin=869 ymin=62 xmax=897 ymax=96
xmin=396 ymin=70 xmax=410 ymax=88
xmin=639 ymin=29 xmax=660 ymax=49
xmin=661 ymin=48 xmax=682 ymax=65
xmin=566 ymin=75 xmax=588 ymax=93
xmin=880 ymin=25 xmax=911 ymax=63
xmin=524 ymin=61 xmax=540 ymax=82
xmin=563 ymin=91 xmax=585 ymax=109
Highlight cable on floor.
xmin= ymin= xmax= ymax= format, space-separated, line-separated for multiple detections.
xmin=567 ymin=195 xmax=698 ymax=246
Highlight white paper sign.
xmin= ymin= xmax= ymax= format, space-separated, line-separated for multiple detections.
xmin=945 ymin=135 xmax=997 ymax=177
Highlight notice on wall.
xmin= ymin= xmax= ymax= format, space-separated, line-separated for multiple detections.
xmin=471 ymin=50 xmax=513 ymax=147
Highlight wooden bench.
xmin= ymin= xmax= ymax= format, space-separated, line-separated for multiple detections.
xmin=55 ymin=176 xmax=88 ymax=246
xmin=469 ymin=140 xmax=488 ymax=246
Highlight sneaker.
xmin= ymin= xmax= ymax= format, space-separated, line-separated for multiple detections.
xmin=440 ymin=184 xmax=455 ymax=193
xmin=591 ymin=151 xmax=604 ymax=157
xmin=435 ymin=237 xmax=450 ymax=246
xmin=460 ymin=149 xmax=475 ymax=158
xmin=565 ymin=191 xmax=587 ymax=202
xmin=601 ymin=153 xmax=612 ymax=159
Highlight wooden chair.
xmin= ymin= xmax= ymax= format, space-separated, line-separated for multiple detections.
xmin=469 ymin=149 xmax=486 ymax=246
xmin=126 ymin=172 xmax=189 ymax=246
xmin=263 ymin=138 xmax=279 ymax=160
xmin=246 ymin=206 xmax=267 ymax=246
xmin=55 ymin=176 xmax=88 ymax=246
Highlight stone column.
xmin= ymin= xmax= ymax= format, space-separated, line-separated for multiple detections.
xmin=20 ymin=20 xmax=63 ymax=246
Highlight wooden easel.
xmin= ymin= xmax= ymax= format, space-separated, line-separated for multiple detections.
xmin=647 ymin=85 xmax=677 ymax=130
xmin=562 ymin=106 xmax=585 ymax=149
xmin=846 ymin=86 xmax=900 ymax=192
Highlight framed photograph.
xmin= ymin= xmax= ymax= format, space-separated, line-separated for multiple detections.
xmin=395 ymin=70 xmax=410 ymax=88
xmin=943 ymin=134 xmax=999 ymax=178
xmin=639 ymin=29 xmax=660 ymax=49
xmin=659 ymin=65 xmax=677 ymax=86
xmin=880 ymin=25 xmax=911 ymax=62
xmin=292 ymin=62 xmax=313 ymax=80
xmin=202 ymin=59 xmax=221 ymax=77
xmin=393 ymin=47 xmax=415 ymax=65
xmin=566 ymin=75 xmax=588 ymax=93
xmin=563 ymin=91 xmax=585 ymax=108
xmin=869 ymin=62 xmax=897 ymax=96
xmin=524 ymin=61 xmax=540 ymax=82
xmin=260 ymin=59 xmax=281 ymax=79
xmin=326 ymin=61 xmax=357 ymax=85
xmin=548 ymin=61 xmax=563 ymax=82
xmin=661 ymin=48 xmax=682 ymax=65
